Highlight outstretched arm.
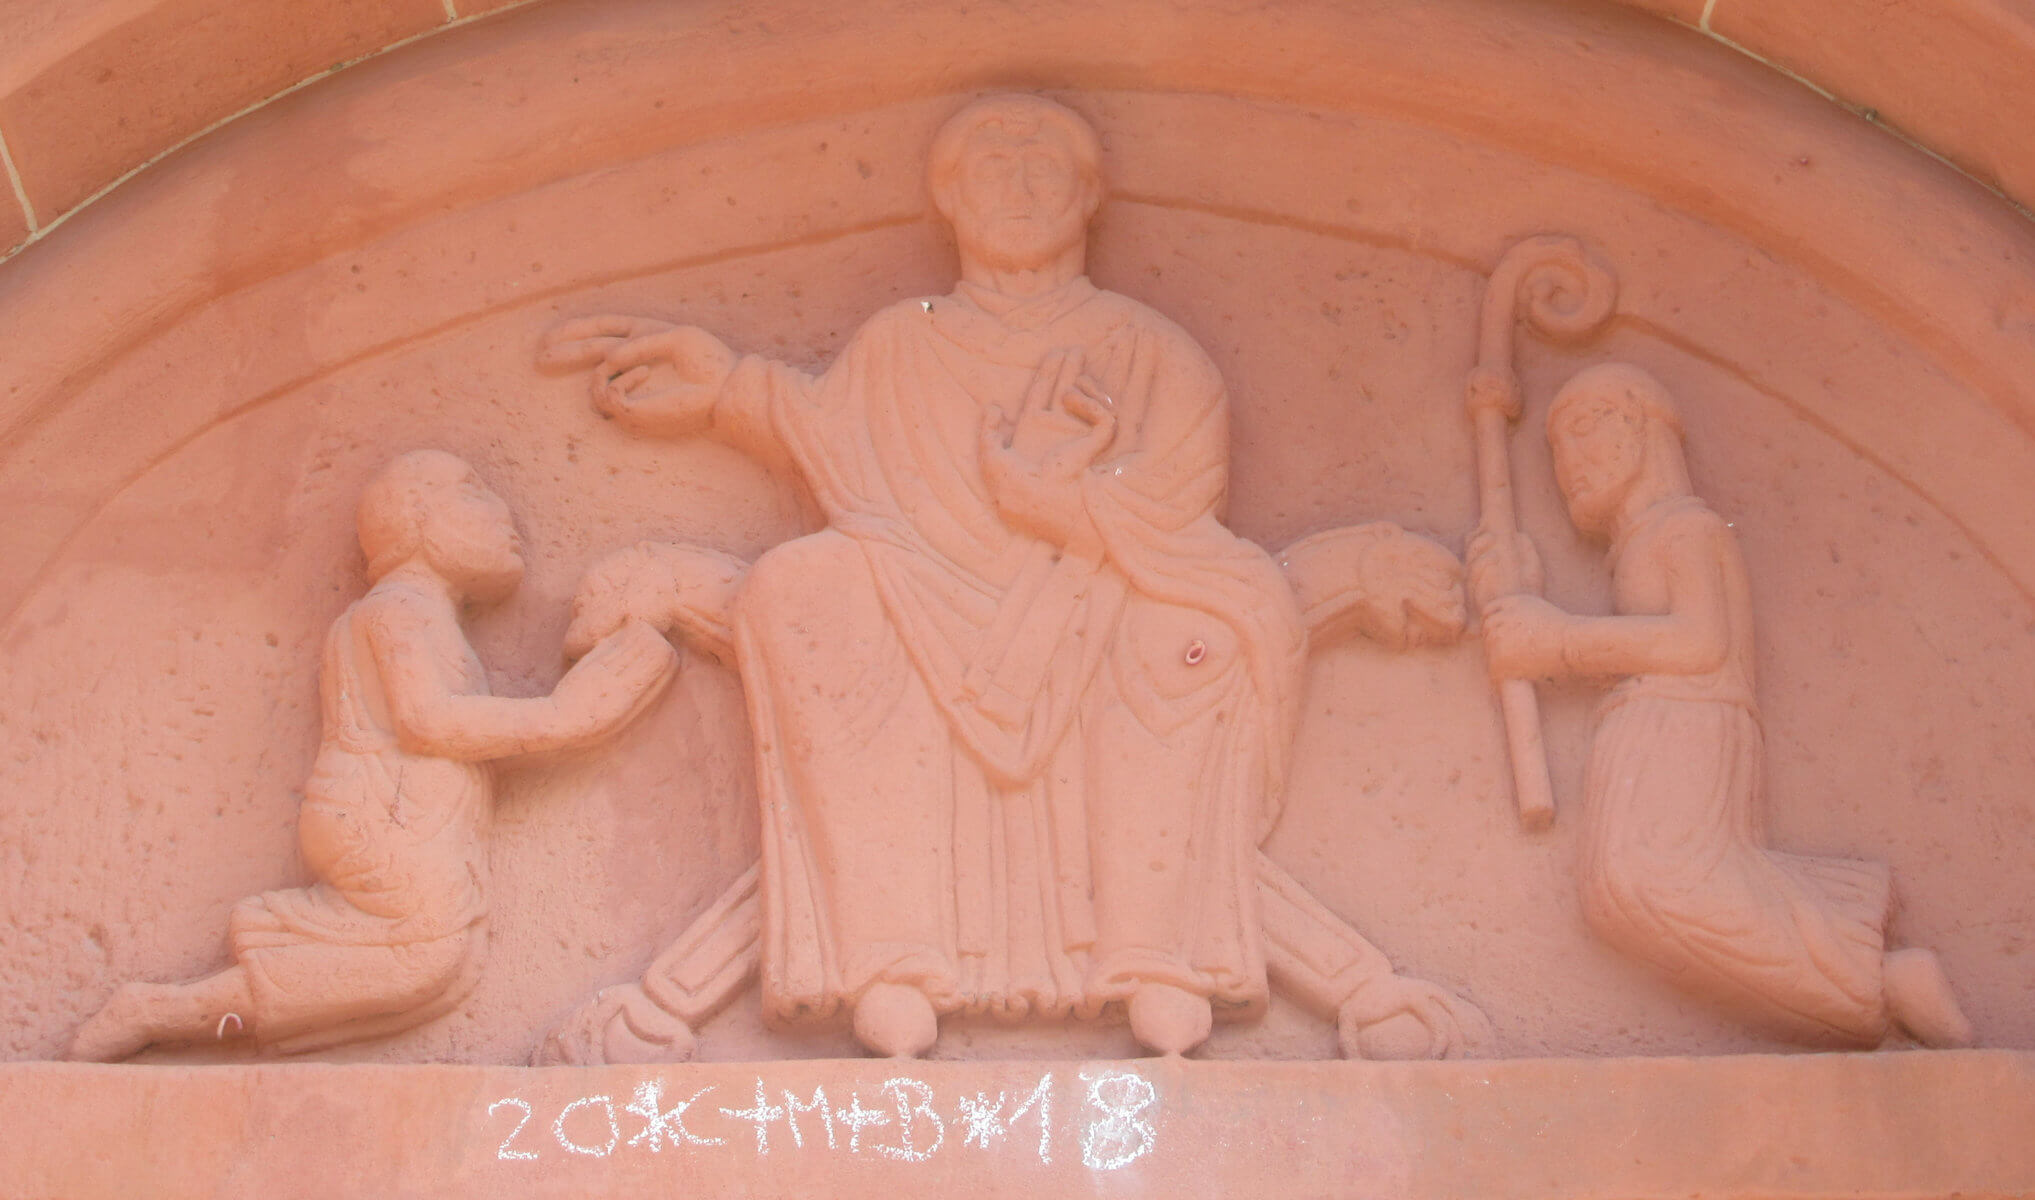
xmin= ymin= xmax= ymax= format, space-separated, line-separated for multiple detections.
xmin=563 ymin=540 xmax=750 ymax=666
xmin=1281 ymin=523 xmax=1467 ymax=650
xmin=538 ymin=316 xmax=814 ymax=465
xmin=365 ymin=596 xmax=676 ymax=761
xmin=1257 ymin=851 xmax=1492 ymax=1060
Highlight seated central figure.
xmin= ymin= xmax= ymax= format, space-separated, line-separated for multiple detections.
xmin=547 ymin=94 xmax=1308 ymax=1057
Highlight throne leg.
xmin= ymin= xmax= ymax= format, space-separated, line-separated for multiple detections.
xmin=1256 ymin=851 xmax=1493 ymax=1060
xmin=533 ymin=864 xmax=761 ymax=1066
xmin=538 ymin=854 xmax=1489 ymax=1062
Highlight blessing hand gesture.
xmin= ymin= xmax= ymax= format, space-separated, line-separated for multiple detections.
xmin=977 ymin=375 xmax=1117 ymax=553
xmin=539 ymin=316 xmax=737 ymax=437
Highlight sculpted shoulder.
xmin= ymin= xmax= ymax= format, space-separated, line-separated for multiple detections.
xmin=858 ymin=295 xmax=947 ymax=337
xmin=1654 ymin=500 xmax=1733 ymax=547
xmin=354 ymin=578 xmax=457 ymax=656
xmin=1082 ymin=284 xmax=1195 ymax=342
xmin=1082 ymin=285 xmax=1227 ymax=392
xmin=1623 ymin=500 xmax=1737 ymax=574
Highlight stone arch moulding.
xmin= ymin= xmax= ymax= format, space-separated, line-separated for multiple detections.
xmin=3 ymin=2 xmax=2034 ymax=1198
xmin=4 ymin=0 xmax=2035 ymax=612
xmin=3 ymin=0 xmax=2034 ymax=253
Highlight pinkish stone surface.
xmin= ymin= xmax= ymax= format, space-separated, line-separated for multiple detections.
xmin=0 ymin=0 xmax=447 ymax=219
xmin=6 ymin=1053 xmax=2035 ymax=1198
xmin=0 ymin=0 xmax=2032 ymax=1194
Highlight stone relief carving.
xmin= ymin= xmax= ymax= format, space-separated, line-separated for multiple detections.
xmin=1468 ymin=364 xmax=1974 ymax=1049
xmin=67 ymin=451 xmax=677 ymax=1061
xmin=1461 ymin=235 xmax=1619 ymax=831
xmin=49 ymin=92 xmax=1989 ymax=1069
xmin=532 ymin=94 xmax=1487 ymax=1063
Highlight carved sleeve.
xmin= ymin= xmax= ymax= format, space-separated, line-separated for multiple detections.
xmin=1559 ymin=513 xmax=1733 ymax=678
xmin=363 ymin=595 xmax=669 ymax=760
xmin=717 ymin=353 xmax=817 ymax=472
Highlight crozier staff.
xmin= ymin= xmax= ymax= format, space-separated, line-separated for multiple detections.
xmin=1463 ymin=235 xmax=1618 ymax=831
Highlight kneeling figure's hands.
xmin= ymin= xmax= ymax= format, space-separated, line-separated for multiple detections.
xmin=1481 ymin=593 xmax=1572 ymax=681
xmin=566 ymin=544 xmax=674 ymax=660
xmin=554 ymin=618 xmax=679 ymax=736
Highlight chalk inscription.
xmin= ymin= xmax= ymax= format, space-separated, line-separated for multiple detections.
xmin=488 ymin=1071 xmax=1157 ymax=1170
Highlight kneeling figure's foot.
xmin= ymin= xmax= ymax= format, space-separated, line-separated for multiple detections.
xmin=67 ymin=984 xmax=161 ymax=1063
xmin=1885 ymin=947 xmax=1973 ymax=1048
xmin=1127 ymin=982 xmax=1212 ymax=1057
xmin=853 ymin=982 xmax=938 ymax=1058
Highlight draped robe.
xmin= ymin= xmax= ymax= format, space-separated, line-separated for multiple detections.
xmin=1578 ymin=496 xmax=1892 ymax=1043
xmin=715 ymin=277 xmax=1307 ymax=1022
xmin=228 ymin=599 xmax=490 ymax=1052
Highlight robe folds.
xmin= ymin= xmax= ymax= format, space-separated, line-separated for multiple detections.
xmin=717 ymin=277 xmax=1307 ymax=1023
xmin=1581 ymin=695 xmax=1890 ymax=1043
xmin=1579 ymin=497 xmax=1891 ymax=1044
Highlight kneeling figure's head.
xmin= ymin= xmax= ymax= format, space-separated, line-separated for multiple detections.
xmin=357 ymin=450 xmax=525 ymax=602
xmin=1546 ymin=363 xmax=1688 ymax=536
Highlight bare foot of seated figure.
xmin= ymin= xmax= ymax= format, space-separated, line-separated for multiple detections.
xmin=851 ymin=982 xmax=940 ymax=1058
xmin=1884 ymin=948 xmax=1974 ymax=1048
xmin=1126 ymin=982 xmax=1214 ymax=1056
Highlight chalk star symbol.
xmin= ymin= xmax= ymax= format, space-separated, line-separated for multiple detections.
xmin=625 ymin=1080 xmax=723 ymax=1151
xmin=955 ymin=1091 xmax=1008 ymax=1149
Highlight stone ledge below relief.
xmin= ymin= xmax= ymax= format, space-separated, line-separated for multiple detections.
xmin=5 ymin=1052 xmax=2031 ymax=1199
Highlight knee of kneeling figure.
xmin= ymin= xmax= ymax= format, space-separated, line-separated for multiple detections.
xmin=400 ymin=931 xmax=485 ymax=1006
xmin=1578 ymin=861 xmax=1659 ymax=949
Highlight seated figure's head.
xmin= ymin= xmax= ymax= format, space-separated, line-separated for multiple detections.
xmin=1546 ymin=363 xmax=1688 ymax=536
xmin=929 ymin=93 xmax=1103 ymax=275
xmin=357 ymin=450 xmax=525 ymax=602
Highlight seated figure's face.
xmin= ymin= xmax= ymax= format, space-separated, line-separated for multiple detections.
xmin=948 ymin=122 xmax=1093 ymax=272
xmin=1550 ymin=393 xmax=1647 ymax=535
